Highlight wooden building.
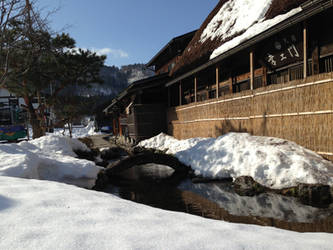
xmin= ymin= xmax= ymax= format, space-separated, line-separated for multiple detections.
xmin=164 ymin=0 xmax=333 ymax=161
xmin=103 ymin=31 xmax=196 ymax=142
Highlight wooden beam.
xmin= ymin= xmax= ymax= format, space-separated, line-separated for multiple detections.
xmin=303 ymin=22 xmax=308 ymax=79
xmin=250 ymin=51 xmax=254 ymax=90
xmin=179 ymin=81 xmax=182 ymax=106
xmin=194 ymin=76 xmax=197 ymax=103
xmin=216 ymin=65 xmax=219 ymax=98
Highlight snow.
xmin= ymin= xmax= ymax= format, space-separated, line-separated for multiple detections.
xmin=201 ymin=0 xmax=273 ymax=43
xmin=0 ymin=135 xmax=101 ymax=188
xmin=27 ymin=121 xmax=101 ymax=140
xmin=52 ymin=121 xmax=101 ymax=138
xmin=0 ymin=176 xmax=332 ymax=250
xmin=139 ymin=133 xmax=333 ymax=189
xmin=199 ymin=0 xmax=303 ymax=60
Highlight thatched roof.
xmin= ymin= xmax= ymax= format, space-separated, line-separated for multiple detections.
xmin=171 ymin=0 xmax=308 ymax=76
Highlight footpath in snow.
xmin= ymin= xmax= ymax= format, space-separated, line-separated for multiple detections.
xmin=139 ymin=133 xmax=333 ymax=189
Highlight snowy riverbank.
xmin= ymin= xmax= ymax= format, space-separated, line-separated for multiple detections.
xmin=1 ymin=176 xmax=333 ymax=250
xmin=139 ymin=133 xmax=333 ymax=189
xmin=1 ymin=131 xmax=333 ymax=249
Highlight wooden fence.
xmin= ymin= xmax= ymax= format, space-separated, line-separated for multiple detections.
xmin=167 ymin=72 xmax=333 ymax=162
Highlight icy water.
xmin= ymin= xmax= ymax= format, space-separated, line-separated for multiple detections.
xmin=103 ymin=164 xmax=333 ymax=233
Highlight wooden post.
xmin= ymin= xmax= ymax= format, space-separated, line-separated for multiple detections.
xmin=113 ymin=118 xmax=117 ymax=135
xmin=119 ymin=117 xmax=122 ymax=136
xmin=288 ymin=68 xmax=291 ymax=82
xmin=179 ymin=81 xmax=182 ymax=106
xmin=194 ymin=76 xmax=197 ymax=103
xmin=167 ymin=87 xmax=171 ymax=107
xmin=229 ymin=76 xmax=233 ymax=93
xmin=303 ymin=22 xmax=308 ymax=79
xmin=262 ymin=67 xmax=267 ymax=86
xmin=250 ymin=51 xmax=254 ymax=90
xmin=312 ymin=41 xmax=319 ymax=75
xmin=216 ymin=65 xmax=219 ymax=98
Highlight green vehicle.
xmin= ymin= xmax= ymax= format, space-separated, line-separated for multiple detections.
xmin=0 ymin=97 xmax=27 ymax=142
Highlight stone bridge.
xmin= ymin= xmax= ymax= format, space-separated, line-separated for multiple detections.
xmin=105 ymin=152 xmax=190 ymax=177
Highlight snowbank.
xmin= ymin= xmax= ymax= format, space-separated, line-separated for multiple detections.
xmin=0 ymin=135 xmax=101 ymax=188
xmin=0 ymin=176 xmax=332 ymax=250
xmin=200 ymin=0 xmax=302 ymax=59
xmin=139 ymin=133 xmax=333 ymax=189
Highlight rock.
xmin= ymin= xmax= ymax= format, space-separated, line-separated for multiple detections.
xmin=279 ymin=186 xmax=299 ymax=197
xmin=78 ymin=137 xmax=94 ymax=148
xmin=232 ymin=177 xmax=332 ymax=207
xmin=92 ymin=170 xmax=109 ymax=191
xmin=192 ymin=177 xmax=233 ymax=184
xmin=233 ymin=176 xmax=268 ymax=196
xmin=96 ymin=160 xmax=109 ymax=168
xmin=100 ymin=147 xmax=128 ymax=160
xmin=297 ymin=184 xmax=332 ymax=207
xmin=132 ymin=146 xmax=167 ymax=155
xmin=74 ymin=149 xmax=98 ymax=161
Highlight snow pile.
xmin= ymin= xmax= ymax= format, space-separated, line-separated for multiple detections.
xmin=0 ymin=135 xmax=101 ymax=188
xmin=1 ymin=176 xmax=332 ymax=250
xmin=139 ymin=133 xmax=333 ymax=189
xmin=199 ymin=0 xmax=302 ymax=59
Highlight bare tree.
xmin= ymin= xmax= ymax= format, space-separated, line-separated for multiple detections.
xmin=0 ymin=0 xmax=26 ymax=87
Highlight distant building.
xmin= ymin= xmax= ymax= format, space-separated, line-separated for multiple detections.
xmin=103 ymin=31 xmax=196 ymax=142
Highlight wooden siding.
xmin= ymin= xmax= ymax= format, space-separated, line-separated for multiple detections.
xmin=128 ymin=104 xmax=166 ymax=142
xmin=167 ymin=73 xmax=333 ymax=162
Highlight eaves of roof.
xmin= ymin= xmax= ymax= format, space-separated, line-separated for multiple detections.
xmin=166 ymin=0 xmax=332 ymax=87
xmin=146 ymin=30 xmax=198 ymax=68
xmin=103 ymin=73 xmax=169 ymax=114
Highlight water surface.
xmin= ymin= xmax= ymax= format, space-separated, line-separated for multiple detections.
xmin=104 ymin=164 xmax=333 ymax=232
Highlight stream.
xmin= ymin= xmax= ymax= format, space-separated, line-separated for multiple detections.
xmin=102 ymin=163 xmax=333 ymax=233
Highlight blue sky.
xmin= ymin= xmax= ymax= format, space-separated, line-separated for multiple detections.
xmin=41 ymin=0 xmax=218 ymax=67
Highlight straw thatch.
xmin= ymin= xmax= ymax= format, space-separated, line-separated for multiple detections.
xmin=171 ymin=0 xmax=308 ymax=77
xmin=167 ymin=74 xmax=333 ymax=160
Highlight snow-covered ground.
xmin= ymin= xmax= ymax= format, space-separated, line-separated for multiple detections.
xmin=1 ymin=176 xmax=333 ymax=250
xmin=27 ymin=121 xmax=101 ymax=140
xmin=139 ymin=133 xmax=333 ymax=189
xmin=52 ymin=121 xmax=101 ymax=138
xmin=0 ymin=134 xmax=101 ymax=188
xmin=1 ymin=129 xmax=333 ymax=248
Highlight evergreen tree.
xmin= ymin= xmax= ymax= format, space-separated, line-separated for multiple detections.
xmin=0 ymin=0 xmax=27 ymax=86
xmin=3 ymin=0 xmax=105 ymax=138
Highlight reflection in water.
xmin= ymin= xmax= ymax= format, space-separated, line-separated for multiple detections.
xmin=179 ymin=180 xmax=333 ymax=223
xmin=116 ymin=164 xmax=175 ymax=181
xmin=104 ymin=164 xmax=333 ymax=233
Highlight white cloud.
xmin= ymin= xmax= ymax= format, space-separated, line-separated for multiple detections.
xmin=69 ymin=47 xmax=129 ymax=59
xmin=92 ymin=47 xmax=129 ymax=58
